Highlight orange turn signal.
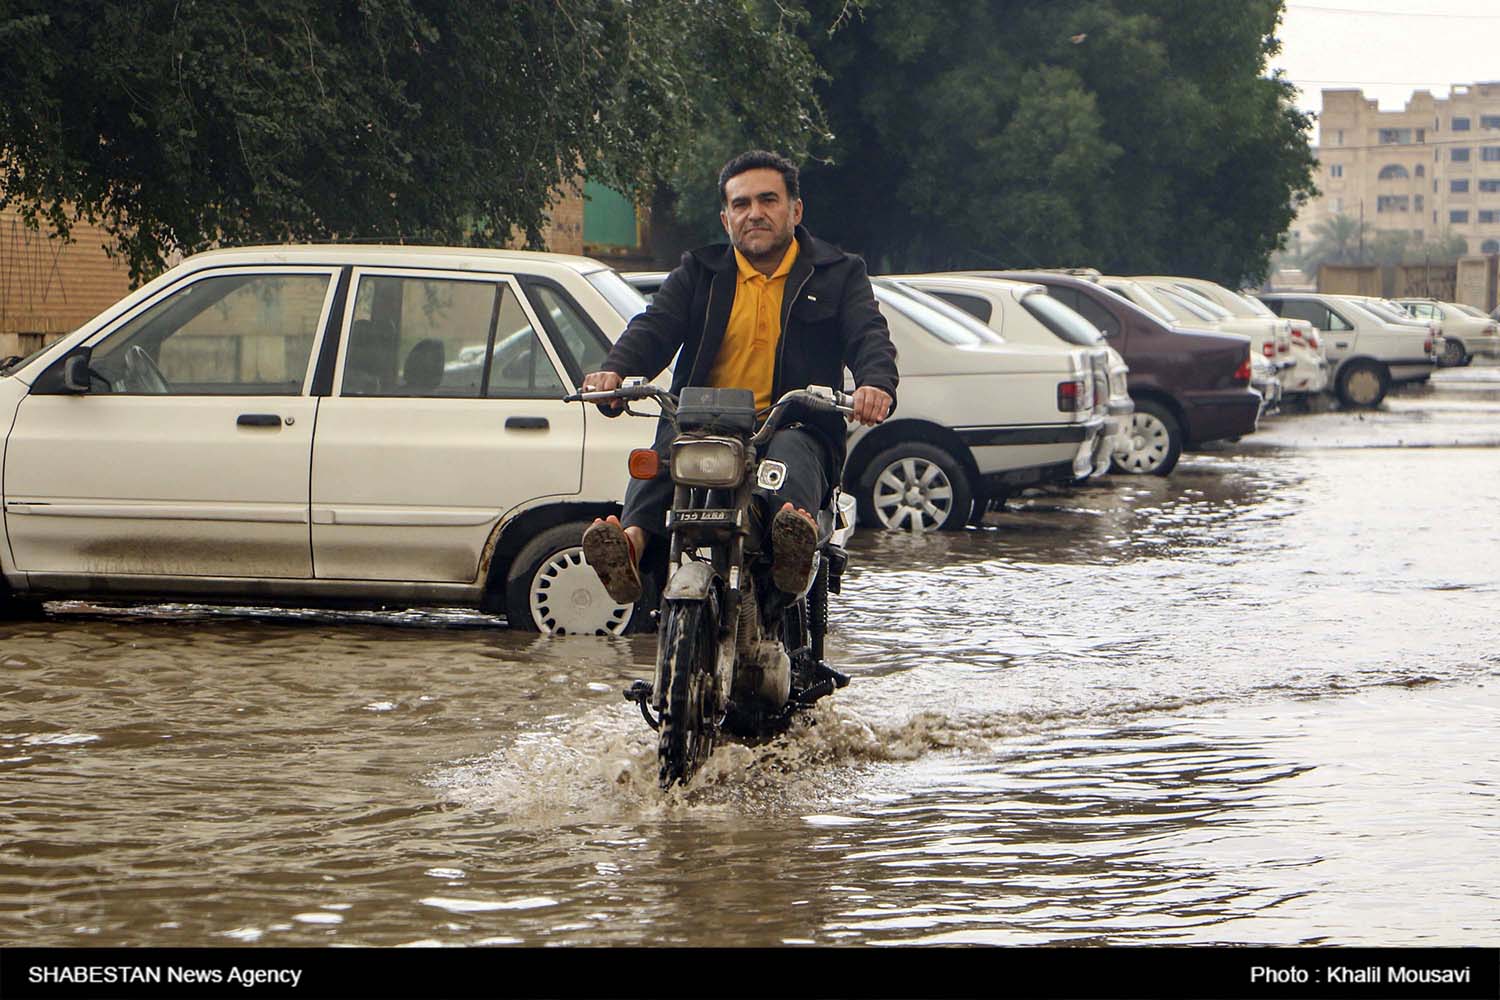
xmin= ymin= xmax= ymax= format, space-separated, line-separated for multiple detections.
xmin=628 ymin=449 xmax=660 ymax=480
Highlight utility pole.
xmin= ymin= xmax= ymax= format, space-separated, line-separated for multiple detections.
xmin=1359 ymin=199 xmax=1366 ymax=263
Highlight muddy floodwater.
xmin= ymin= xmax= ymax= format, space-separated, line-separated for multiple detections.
xmin=3 ymin=372 xmax=1498 ymax=948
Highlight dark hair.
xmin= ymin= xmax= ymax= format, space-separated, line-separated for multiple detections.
xmin=718 ymin=150 xmax=800 ymax=205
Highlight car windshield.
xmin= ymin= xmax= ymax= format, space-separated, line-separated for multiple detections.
xmin=1337 ymin=298 xmax=1390 ymax=326
xmin=584 ymin=268 xmax=649 ymax=322
xmin=1150 ymin=285 xmax=1220 ymax=323
xmin=873 ymin=280 xmax=1004 ymax=346
xmin=1358 ymin=298 xmax=1421 ymax=324
xmin=1103 ymin=281 xmax=1175 ymax=323
xmin=1239 ymin=293 xmax=1277 ymax=318
xmin=1019 ymin=290 xmax=1104 ymax=345
xmin=1168 ymin=284 xmax=1235 ymax=319
xmin=0 ymin=342 xmax=54 ymax=376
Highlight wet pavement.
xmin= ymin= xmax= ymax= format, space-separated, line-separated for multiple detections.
xmin=2 ymin=370 xmax=1497 ymax=947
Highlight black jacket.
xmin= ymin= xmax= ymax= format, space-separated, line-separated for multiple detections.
xmin=602 ymin=225 xmax=899 ymax=483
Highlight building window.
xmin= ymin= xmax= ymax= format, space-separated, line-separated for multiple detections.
xmin=1335 ymin=129 xmax=1344 ymax=146
xmin=1379 ymin=128 xmax=1413 ymax=144
xmin=1329 ymin=163 xmax=1344 ymax=178
xmin=1452 ymin=179 xmax=1471 ymax=193
xmin=1453 ymin=147 xmax=1471 ymax=162
xmin=1418 ymin=128 xmax=1426 ymax=143
xmin=1482 ymin=239 xmax=1500 ymax=254
xmin=1415 ymin=195 xmax=1424 ymax=212
xmin=1378 ymin=164 xmax=1409 ymax=180
xmin=1480 ymin=179 xmax=1500 ymax=193
xmin=1415 ymin=164 xmax=1425 ymax=177
xmin=1451 ymin=210 xmax=1470 ymax=223
xmin=1412 ymin=229 xmax=1424 ymax=240
xmin=1377 ymin=196 xmax=1409 ymax=212
xmin=1484 ymin=147 xmax=1500 ymax=162
xmin=1483 ymin=116 xmax=1500 ymax=130
xmin=1452 ymin=117 xmax=1471 ymax=131
xmin=1479 ymin=211 xmax=1500 ymax=224
xmin=1333 ymin=198 xmax=1343 ymax=213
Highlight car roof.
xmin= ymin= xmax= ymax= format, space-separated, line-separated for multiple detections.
xmin=175 ymin=243 xmax=612 ymax=275
xmin=883 ymin=273 xmax=1047 ymax=299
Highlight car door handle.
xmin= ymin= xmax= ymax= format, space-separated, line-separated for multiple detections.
xmin=237 ymin=413 xmax=282 ymax=427
xmin=505 ymin=416 xmax=549 ymax=430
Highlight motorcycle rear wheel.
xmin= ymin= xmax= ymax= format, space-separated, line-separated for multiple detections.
xmin=657 ymin=599 xmax=719 ymax=788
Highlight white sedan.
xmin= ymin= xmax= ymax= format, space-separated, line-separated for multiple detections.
xmin=0 ymin=245 xmax=658 ymax=636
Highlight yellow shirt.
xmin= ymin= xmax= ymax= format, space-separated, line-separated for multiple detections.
xmin=707 ymin=239 xmax=800 ymax=411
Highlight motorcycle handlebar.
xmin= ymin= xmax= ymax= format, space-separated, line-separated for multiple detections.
xmin=563 ymin=383 xmax=854 ymax=429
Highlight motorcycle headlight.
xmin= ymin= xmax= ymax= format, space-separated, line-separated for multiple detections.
xmin=670 ymin=437 xmax=745 ymax=487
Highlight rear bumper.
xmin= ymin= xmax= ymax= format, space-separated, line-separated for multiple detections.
xmin=1180 ymin=389 xmax=1262 ymax=445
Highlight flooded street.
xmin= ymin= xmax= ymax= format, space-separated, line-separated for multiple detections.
xmin=3 ymin=372 xmax=1498 ymax=948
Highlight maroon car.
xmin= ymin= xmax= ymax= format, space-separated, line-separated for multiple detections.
xmin=978 ymin=272 xmax=1260 ymax=475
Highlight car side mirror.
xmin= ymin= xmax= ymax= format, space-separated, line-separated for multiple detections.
xmin=61 ymin=350 xmax=93 ymax=394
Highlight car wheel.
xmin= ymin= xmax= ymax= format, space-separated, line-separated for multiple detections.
xmin=857 ymin=442 xmax=973 ymax=532
xmin=503 ymin=521 xmax=639 ymax=636
xmin=1110 ymin=399 xmax=1182 ymax=476
xmin=1441 ymin=339 xmax=1467 ymax=367
xmin=1336 ymin=360 xmax=1389 ymax=409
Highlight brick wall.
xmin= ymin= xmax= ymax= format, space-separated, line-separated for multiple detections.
xmin=0 ymin=208 xmax=133 ymax=357
xmin=0 ymin=186 xmax=589 ymax=359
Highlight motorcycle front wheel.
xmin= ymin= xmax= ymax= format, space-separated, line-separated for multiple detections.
xmin=657 ymin=598 xmax=720 ymax=788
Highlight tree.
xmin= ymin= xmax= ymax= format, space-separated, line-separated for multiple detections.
xmin=0 ymin=1 xmax=829 ymax=282
xmin=660 ymin=0 xmax=1317 ymax=286
xmin=1295 ymin=215 xmax=1470 ymax=273
xmin=1295 ymin=213 xmax=1371 ymax=272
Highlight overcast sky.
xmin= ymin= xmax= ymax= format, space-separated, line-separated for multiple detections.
xmin=1270 ymin=0 xmax=1499 ymax=132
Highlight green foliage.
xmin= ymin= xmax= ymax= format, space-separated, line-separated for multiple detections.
xmin=0 ymin=1 xmax=828 ymax=282
xmin=664 ymin=0 xmax=1318 ymax=286
xmin=1297 ymin=214 xmax=1472 ymax=272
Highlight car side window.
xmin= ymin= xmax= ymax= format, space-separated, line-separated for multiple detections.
xmin=1277 ymin=300 xmax=1326 ymax=328
xmin=524 ymin=283 xmax=610 ymax=380
xmin=485 ymin=291 xmax=565 ymax=398
xmin=87 ymin=273 xmax=330 ymax=395
xmin=1070 ymin=290 xmax=1122 ymax=338
xmin=1323 ymin=306 xmax=1354 ymax=332
xmin=929 ymin=291 xmax=993 ymax=325
xmin=340 ymin=275 xmax=563 ymax=398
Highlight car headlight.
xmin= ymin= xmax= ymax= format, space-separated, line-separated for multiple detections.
xmin=670 ymin=437 xmax=745 ymax=487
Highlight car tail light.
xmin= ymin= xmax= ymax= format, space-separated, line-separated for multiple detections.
xmin=1262 ymin=342 xmax=1276 ymax=358
xmin=1057 ymin=379 xmax=1085 ymax=412
xmin=1234 ymin=353 xmax=1251 ymax=384
xmin=1487 ymin=324 xmax=1498 ymax=336
xmin=628 ymin=448 xmax=660 ymax=480
xmin=1308 ymin=331 xmax=1320 ymax=349
xmin=1277 ymin=339 xmax=1289 ymax=354
xmin=1423 ymin=337 xmax=1433 ymax=354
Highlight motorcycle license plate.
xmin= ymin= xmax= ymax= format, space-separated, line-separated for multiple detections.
xmin=668 ymin=508 xmax=742 ymax=528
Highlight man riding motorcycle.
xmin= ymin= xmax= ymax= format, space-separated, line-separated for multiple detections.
xmin=580 ymin=150 xmax=899 ymax=599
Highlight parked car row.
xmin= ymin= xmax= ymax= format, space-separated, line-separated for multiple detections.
xmin=0 ymin=244 xmax=1455 ymax=640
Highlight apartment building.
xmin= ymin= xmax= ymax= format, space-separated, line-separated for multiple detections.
xmin=1297 ymin=82 xmax=1500 ymax=257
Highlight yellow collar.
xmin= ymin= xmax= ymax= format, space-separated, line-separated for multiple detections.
xmin=733 ymin=238 xmax=799 ymax=281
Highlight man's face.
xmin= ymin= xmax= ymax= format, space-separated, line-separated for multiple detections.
xmin=720 ymin=167 xmax=803 ymax=261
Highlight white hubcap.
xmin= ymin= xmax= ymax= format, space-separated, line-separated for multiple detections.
xmin=1114 ymin=412 xmax=1170 ymax=473
xmin=529 ymin=546 xmax=633 ymax=636
xmin=872 ymin=457 xmax=954 ymax=531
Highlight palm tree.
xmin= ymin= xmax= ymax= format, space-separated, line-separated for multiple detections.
xmin=1296 ymin=212 xmax=1371 ymax=273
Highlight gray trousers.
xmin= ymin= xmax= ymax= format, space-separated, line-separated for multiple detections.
xmin=621 ymin=425 xmax=831 ymax=547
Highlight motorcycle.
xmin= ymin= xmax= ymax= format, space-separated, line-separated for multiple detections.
xmin=566 ymin=380 xmax=857 ymax=788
